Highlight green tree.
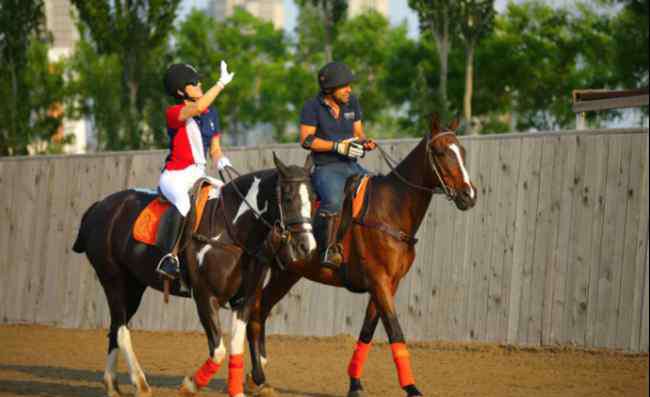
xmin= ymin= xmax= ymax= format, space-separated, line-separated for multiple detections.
xmin=174 ymin=9 xmax=296 ymax=144
xmin=457 ymin=0 xmax=495 ymax=133
xmin=70 ymin=0 xmax=180 ymax=150
xmin=408 ymin=0 xmax=460 ymax=119
xmin=0 ymin=0 xmax=67 ymax=155
xmin=608 ymin=0 xmax=649 ymax=86
xmin=296 ymin=0 xmax=348 ymax=61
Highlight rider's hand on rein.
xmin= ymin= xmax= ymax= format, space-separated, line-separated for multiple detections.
xmin=333 ymin=137 xmax=364 ymax=159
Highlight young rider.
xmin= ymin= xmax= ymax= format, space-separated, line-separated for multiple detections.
xmin=156 ymin=61 xmax=235 ymax=279
xmin=299 ymin=62 xmax=377 ymax=269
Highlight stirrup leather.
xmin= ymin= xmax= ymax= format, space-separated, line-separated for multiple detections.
xmin=322 ymin=243 xmax=343 ymax=269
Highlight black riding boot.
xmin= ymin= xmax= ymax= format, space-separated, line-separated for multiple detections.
xmin=155 ymin=207 xmax=184 ymax=280
xmin=315 ymin=212 xmax=343 ymax=269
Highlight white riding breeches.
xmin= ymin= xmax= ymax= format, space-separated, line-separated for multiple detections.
xmin=159 ymin=165 xmax=222 ymax=216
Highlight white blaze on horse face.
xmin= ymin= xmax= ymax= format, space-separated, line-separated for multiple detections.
xmin=449 ymin=143 xmax=475 ymax=200
xmin=233 ymin=177 xmax=268 ymax=224
xmin=299 ymin=183 xmax=318 ymax=251
xmin=230 ymin=311 xmax=247 ymax=355
xmin=117 ymin=326 xmax=148 ymax=386
xmin=197 ymin=244 xmax=211 ymax=267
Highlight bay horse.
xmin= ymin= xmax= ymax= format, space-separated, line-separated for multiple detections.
xmin=72 ymin=154 xmax=317 ymax=397
xmin=245 ymin=117 xmax=477 ymax=397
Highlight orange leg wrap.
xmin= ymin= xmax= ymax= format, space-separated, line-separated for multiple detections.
xmin=194 ymin=357 xmax=221 ymax=389
xmin=228 ymin=354 xmax=245 ymax=396
xmin=347 ymin=341 xmax=372 ymax=379
xmin=390 ymin=343 xmax=415 ymax=388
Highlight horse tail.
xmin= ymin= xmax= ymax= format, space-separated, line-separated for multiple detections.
xmin=72 ymin=201 xmax=100 ymax=253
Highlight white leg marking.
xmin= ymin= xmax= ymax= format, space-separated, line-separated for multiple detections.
xmin=197 ymin=244 xmax=211 ymax=267
xmin=299 ymin=183 xmax=318 ymax=251
xmin=450 ymin=143 xmax=475 ymax=199
xmin=103 ymin=348 xmax=120 ymax=395
xmin=233 ymin=177 xmax=268 ymax=224
xmin=117 ymin=326 xmax=148 ymax=386
xmin=212 ymin=338 xmax=227 ymax=363
xmin=230 ymin=311 xmax=248 ymax=355
xmin=261 ymin=355 xmax=268 ymax=368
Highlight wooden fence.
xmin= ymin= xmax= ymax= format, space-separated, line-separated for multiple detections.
xmin=0 ymin=128 xmax=647 ymax=352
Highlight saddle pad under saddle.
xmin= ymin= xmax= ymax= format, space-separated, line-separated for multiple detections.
xmin=341 ymin=175 xmax=371 ymax=264
xmin=133 ymin=184 xmax=213 ymax=245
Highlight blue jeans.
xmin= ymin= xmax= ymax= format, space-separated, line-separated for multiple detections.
xmin=312 ymin=161 xmax=368 ymax=215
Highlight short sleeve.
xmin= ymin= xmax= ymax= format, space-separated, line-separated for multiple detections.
xmin=352 ymin=96 xmax=363 ymax=122
xmin=210 ymin=108 xmax=221 ymax=137
xmin=300 ymin=100 xmax=318 ymax=127
xmin=166 ymin=104 xmax=185 ymax=129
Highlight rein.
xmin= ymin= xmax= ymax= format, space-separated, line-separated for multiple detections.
xmin=375 ymin=131 xmax=457 ymax=200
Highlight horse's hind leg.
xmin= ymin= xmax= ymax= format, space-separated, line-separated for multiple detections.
xmin=346 ymin=300 xmax=381 ymax=397
xmin=227 ymin=309 xmax=247 ymax=397
xmin=102 ymin=274 xmax=151 ymax=397
xmin=179 ymin=291 xmax=226 ymax=396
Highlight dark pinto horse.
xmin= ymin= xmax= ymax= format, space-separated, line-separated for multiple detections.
xmin=245 ymin=117 xmax=477 ymax=397
xmin=72 ymin=154 xmax=317 ymax=397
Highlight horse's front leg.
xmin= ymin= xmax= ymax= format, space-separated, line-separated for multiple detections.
xmin=346 ymin=300 xmax=381 ymax=397
xmin=227 ymin=309 xmax=247 ymax=397
xmin=179 ymin=290 xmax=226 ymax=396
xmin=246 ymin=269 xmax=301 ymax=395
xmin=372 ymin=280 xmax=423 ymax=397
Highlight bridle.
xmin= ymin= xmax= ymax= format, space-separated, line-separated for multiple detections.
xmin=217 ymin=166 xmax=313 ymax=267
xmin=376 ymin=131 xmax=459 ymax=201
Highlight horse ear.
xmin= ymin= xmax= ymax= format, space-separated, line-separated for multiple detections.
xmin=429 ymin=113 xmax=441 ymax=135
xmin=449 ymin=117 xmax=460 ymax=131
xmin=303 ymin=154 xmax=314 ymax=172
xmin=273 ymin=152 xmax=289 ymax=176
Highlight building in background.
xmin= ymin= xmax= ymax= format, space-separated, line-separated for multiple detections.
xmin=348 ymin=0 xmax=388 ymax=17
xmin=208 ymin=0 xmax=285 ymax=29
xmin=44 ymin=0 xmax=91 ymax=154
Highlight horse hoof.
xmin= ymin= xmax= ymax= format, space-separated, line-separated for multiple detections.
xmin=404 ymin=384 xmax=423 ymax=396
xmin=178 ymin=376 xmax=198 ymax=397
xmin=136 ymin=387 xmax=153 ymax=397
xmin=347 ymin=390 xmax=364 ymax=397
xmin=245 ymin=374 xmax=279 ymax=397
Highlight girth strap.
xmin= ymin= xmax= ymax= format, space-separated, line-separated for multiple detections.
xmin=353 ymin=219 xmax=418 ymax=246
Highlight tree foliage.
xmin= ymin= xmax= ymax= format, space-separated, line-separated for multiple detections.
xmin=0 ymin=0 xmax=67 ymax=155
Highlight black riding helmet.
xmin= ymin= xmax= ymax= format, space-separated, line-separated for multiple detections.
xmin=318 ymin=62 xmax=355 ymax=92
xmin=164 ymin=63 xmax=200 ymax=99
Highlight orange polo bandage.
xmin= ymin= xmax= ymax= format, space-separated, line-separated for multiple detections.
xmin=390 ymin=343 xmax=415 ymax=388
xmin=347 ymin=341 xmax=372 ymax=379
xmin=194 ymin=357 xmax=221 ymax=389
xmin=228 ymin=354 xmax=245 ymax=396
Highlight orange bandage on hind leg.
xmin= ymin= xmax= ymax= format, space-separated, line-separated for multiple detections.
xmin=347 ymin=341 xmax=372 ymax=379
xmin=228 ymin=354 xmax=245 ymax=396
xmin=390 ymin=343 xmax=415 ymax=388
xmin=194 ymin=357 xmax=221 ymax=389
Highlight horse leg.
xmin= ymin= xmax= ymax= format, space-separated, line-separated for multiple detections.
xmin=372 ymin=281 xmax=423 ymax=397
xmin=102 ymin=275 xmax=152 ymax=397
xmin=346 ymin=300 xmax=381 ymax=397
xmin=179 ymin=291 xmax=226 ymax=396
xmin=226 ymin=309 xmax=247 ymax=397
xmin=246 ymin=270 xmax=301 ymax=395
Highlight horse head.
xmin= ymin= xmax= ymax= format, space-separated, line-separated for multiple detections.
xmin=270 ymin=152 xmax=317 ymax=264
xmin=427 ymin=115 xmax=477 ymax=211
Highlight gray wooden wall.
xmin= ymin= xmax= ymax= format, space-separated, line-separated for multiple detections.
xmin=0 ymin=128 xmax=647 ymax=352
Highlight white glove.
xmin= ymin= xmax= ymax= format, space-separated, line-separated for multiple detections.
xmin=217 ymin=61 xmax=234 ymax=88
xmin=333 ymin=137 xmax=364 ymax=159
xmin=216 ymin=156 xmax=232 ymax=170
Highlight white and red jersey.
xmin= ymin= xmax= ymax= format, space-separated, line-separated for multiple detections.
xmin=164 ymin=104 xmax=221 ymax=171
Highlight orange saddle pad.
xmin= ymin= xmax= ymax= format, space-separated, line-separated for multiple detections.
xmin=133 ymin=185 xmax=213 ymax=245
xmin=342 ymin=175 xmax=370 ymax=263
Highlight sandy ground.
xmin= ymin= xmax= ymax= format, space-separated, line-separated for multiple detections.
xmin=0 ymin=324 xmax=647 ymax=397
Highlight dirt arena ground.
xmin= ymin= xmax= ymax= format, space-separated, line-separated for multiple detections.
xmin=0 ymin=325 xmax=647 ymax=397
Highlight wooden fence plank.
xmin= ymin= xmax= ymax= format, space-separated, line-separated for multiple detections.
xmin=613 ymin=135 xmax=645 ymax=349
xmin=548 ymin=135 xmax=578 ymax=345
xmin=641 ymin=246 xmax=649 ymax=352
xmin=0 ymin=161 xmax=18 ymax=322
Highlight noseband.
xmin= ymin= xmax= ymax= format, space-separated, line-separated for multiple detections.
xmin=275 ymin=176 xmax=314 ymax=236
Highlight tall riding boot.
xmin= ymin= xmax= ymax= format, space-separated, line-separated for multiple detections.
xmin=316 ymin=212 xmax=343 ymax=269
xmin=156 ymin=207 xmax=184 ymax=280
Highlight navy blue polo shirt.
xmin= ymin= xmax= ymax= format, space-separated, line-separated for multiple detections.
xmin=193 ymin=107 xmax=221 ymax=156
xmin=300 ymin=93 xmax=363 ymax=165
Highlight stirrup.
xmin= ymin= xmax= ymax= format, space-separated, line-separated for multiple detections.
xmin=321 ymin=244 xmax=343 ymax=270
xmin=156 ymin=253 xmax=180 ymax=280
